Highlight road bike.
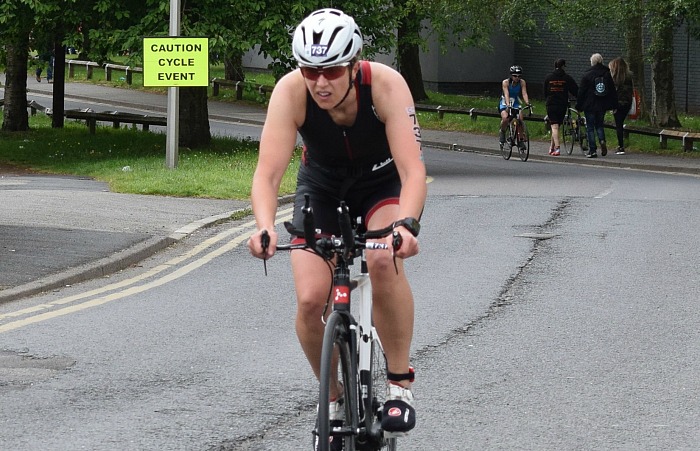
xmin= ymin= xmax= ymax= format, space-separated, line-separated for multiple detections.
xmin=262 ymin=195 xmax=411 ymax=451
xmin=500 ymin=103 xmax=532 ymax=162
xmin=560 ymin=102 xmax=589 ymax=155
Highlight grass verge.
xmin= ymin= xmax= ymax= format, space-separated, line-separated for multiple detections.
xmin=0 ymin=115 xmax=299 ymax=199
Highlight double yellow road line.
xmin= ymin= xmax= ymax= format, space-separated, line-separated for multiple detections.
xmin=0 ymin=208 xmax=293 ymax=334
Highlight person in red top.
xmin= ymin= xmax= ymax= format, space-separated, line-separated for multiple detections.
xmin=544 ymin=59 xmax=578 ymax=156
xmin=247 ymin=8 xmax=426 ymax=442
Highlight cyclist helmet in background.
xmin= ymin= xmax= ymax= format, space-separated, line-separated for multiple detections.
xmin=510 ymin=65 xmax=523 ymax=75
xmin=292 ymin=9 xmax=363 ymax=67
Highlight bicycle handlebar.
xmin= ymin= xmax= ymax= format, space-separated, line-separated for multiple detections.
xmin=261 ymin=195 xmax=403 ymax=262
xmin=508 ymin=103 xmax=533 ymax=118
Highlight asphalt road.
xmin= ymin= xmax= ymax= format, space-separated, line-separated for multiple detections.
xmin=2 ymin=148 xmax=700 ymax=450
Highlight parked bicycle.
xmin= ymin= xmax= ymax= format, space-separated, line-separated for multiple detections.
xmin=262 ymin=195 xmax=412 ymax=451
xmin=500 ymin=103 xmax=532 ymax=162
xmin=560 ymin=101 xmax=589 ymax=155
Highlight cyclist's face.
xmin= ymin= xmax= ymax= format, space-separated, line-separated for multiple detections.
xmin=301 ymin=62 xmax=356 ymax=109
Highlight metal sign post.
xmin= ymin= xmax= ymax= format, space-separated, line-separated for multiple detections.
xmin=166 ymin=0 xmax=181 ymax=169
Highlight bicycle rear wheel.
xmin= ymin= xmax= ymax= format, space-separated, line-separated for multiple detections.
xmin=578 ymin=130 xmax=589 ymax=155
xmin=518 ymin=121 xmax=529 ymax=162
xmin=562 ymin=118 xmax=575 ymax=155
xmin=317 ymin=312 xmax=358 ymax=451
xmin=578 ymin=118 xmax=589 ymax=155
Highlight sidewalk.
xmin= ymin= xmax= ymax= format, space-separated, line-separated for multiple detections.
xmin=1 ymin=78 xmax=700 ymax=304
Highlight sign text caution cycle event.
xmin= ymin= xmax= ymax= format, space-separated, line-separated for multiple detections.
xmin=143 ymin=37 xmax=209 ymax=87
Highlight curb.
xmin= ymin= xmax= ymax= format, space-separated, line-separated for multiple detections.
xmin=0 ymin=208 xmax=248 ymax=305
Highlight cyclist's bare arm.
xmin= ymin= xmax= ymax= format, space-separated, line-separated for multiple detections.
xmin=369 ymin=62 xmax=426 ymax=259
xmin=501 ymin=79 xmax=511 ymax=107
xmin=249 ymin=72 xmax=307 ymax=259
xmin=520 ymin=79 xmax=530 ymax=105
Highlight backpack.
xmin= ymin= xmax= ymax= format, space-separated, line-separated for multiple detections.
xmin=594 ymin=76 xmax=607 ymax=96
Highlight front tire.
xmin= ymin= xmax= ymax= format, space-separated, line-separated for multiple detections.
xmin=317 ymin=312 xmax=358 ymax=451
xmin=518 ymin=121 xmax=530 ymax=162
xmin=501 ymin=121 xmax=514 ymax=160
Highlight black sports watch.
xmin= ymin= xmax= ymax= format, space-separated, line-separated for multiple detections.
xmin=392 ymin=217 xmax=421 ymax=237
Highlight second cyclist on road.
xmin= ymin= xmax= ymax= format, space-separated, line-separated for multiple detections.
xmin=499 ymin=65 xmax=531 ymax=151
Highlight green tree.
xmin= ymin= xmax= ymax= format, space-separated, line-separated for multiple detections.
xmin=1 ymin=1 xmax=37 ymax=132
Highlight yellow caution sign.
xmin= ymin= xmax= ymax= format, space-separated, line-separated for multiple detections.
xmin=143 ymin=37 xmax=209 ymax=87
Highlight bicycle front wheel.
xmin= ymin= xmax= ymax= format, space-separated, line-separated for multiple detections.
xmin=518 ymin=121 xmax=530 ymax=162
xmin=501 ymin=121 xmax=514 ymax=160
xmin=316 ymin=312 xmax=358 ymax=451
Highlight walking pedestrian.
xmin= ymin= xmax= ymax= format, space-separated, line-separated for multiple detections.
xmin=609 ymin=57 xmax=634 ymax=155
xmin=544 ymin=58 xmax=578 ymax=156
xmin=575 ymin=53 xmax=618 ymax=158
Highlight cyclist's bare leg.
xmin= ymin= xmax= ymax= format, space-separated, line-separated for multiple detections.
xmin=365 ymin=204 xmax=415 ymax=388
xmin=291 ymin=249 xmax=343 ymax=399
xmin=499 ymin=109 xmax=509 ymax=132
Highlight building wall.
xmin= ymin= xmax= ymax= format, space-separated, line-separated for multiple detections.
xmin=242 ymin=23 xmax=700 ymax=112
xmin=426 ymin=22 xmax=700 ymax=113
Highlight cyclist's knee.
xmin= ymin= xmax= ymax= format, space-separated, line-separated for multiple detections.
xmin=366 ymin=248 xmax=398 ymax=274
xmin=295 ymin=286 xmax=328 ymax=319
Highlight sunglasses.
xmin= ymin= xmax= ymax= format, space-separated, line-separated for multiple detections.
xmin=300 ymin=63 xmax=350 ymax=81
xmin=512 ymin=74 xmax=521 ymax=78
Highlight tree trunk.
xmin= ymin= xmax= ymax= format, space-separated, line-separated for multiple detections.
xmin=52 ymin=37 xmax=66 ymax=128
xmin=224 ymin=51 xmax=244 ymax=81
xmin=624 ymin=5 xmax=646 ymax=120
xmin=178 ymin=87 xmax=211 ymax=148
xmin=649 ymin=4 xmax=681 ymax=127
xmin=2 ymin=34 xmax=30 ymax=132
xmin=397 ymin=13 xmax=428 ymax=102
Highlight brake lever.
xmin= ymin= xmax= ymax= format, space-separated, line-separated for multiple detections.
xmin=391 ymin=230 xmax=403 ymax=275
xmin=260 ymin=230 xmax=270 ymax=276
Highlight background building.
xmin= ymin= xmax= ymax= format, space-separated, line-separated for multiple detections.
xmin=244 ymin=24 xmax=700 ymax=113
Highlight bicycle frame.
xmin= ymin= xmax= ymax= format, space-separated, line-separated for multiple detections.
xmin=325 ymin=241 xmax=390 ymax=448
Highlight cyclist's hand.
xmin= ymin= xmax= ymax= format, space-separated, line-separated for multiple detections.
xmin=248 ymin=228 xmax=277 ymax=259
xmin=389 ymin=227 xmax=419 ymax=259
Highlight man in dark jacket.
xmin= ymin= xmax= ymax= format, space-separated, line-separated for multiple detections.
xmin=576 ymin=53 xmax=618 ymax=158
xmin=544 ymin=58 xmax=578 ymax=156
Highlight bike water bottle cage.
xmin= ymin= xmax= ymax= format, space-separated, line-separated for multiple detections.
xmin=387 ymin=367 xmax=415 ymax=383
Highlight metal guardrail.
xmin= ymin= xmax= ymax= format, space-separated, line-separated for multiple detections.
xmin=3 ymin=100 xmax=166 ymax=134
xmin=414 ymin=104 xmax=698 ymax=151
xmin=211 ymin=78 xmax=274 ymax=99
xmin=65 ymin=59 xmax=100 ymax=79
xmin=63 ymin=109 xmax=166 ymax=134
xmin=104 ymin=63 xmax=143 ymax=84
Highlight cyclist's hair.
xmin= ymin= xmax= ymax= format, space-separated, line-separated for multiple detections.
xmin=292 ymin=9 xmax=363 ymax=68
xmin=609 ymin=57 xmax=632 ymax=86
xmin=555 ymin=58 xmax=566 ymax=69
xmin=590 ymin=53 xmax=604 ymax=66
xmin=509 ymin=65 xmax=523 ymax=75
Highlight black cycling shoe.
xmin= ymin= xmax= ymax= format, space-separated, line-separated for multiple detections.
xmin=381 ymin=384 xmax=416 ymax=437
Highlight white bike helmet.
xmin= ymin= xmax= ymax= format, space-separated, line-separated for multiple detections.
xmin=292 ymin=9 xmax=363 ymax=67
